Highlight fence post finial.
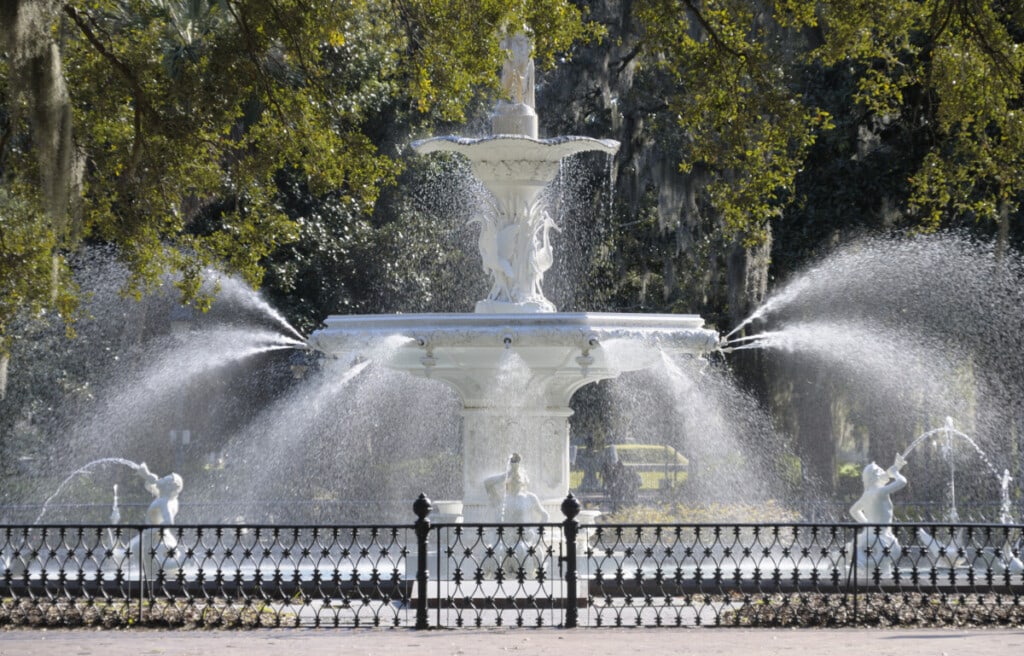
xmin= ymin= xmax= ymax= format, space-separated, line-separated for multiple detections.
xmin=560 ymin=493 xmax=580 ymax=627
xmin=413 ymin=493 xmax=432 ymax=629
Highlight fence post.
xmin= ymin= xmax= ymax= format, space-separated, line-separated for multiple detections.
xmin=560 ymin=493 xmax=581 ymax=628
xmin=137 ymin=526 xmax=145 ymax=623
xmin=413 ymin=494 xmax=432 ymax=630
xmin=850 ymin=526 xmax=859 ymax=624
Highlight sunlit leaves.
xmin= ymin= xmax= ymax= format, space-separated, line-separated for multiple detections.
xmin=812 ymin=0 xmax=1024 ymax=228
xmin=629 ymin=0 xmax=1023 ymax=242
xmin=2 ymin=0 xmax=598 ymax=325
xmin=636 ymin=0 xmax=829 ymax=243
xmin=394 ymin=0 xmax=596 ymax=119
xmin=0 ymin=191 xmax=77 ymax=349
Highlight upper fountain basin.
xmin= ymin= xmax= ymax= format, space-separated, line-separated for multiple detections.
xmin=411 ymin=134 xmax=621 ymax=159
xmin=411 ymin=135 xmax=620 ymax=191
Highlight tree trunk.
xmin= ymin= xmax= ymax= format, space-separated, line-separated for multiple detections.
xmin=1 ymin=0 xmax=83 ymax=400
xmin=1 ymin=0 xmax=83 ymax=243
xmin=725 ymin=228 xmax=772 ymax=328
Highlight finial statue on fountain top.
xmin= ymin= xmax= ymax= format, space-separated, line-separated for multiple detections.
xmin=499 ymin=31 xmax=534 ymax=109
xmin=493 ymin=29 xmax=538 ymax=138
xmin=410 ymin=26 xmax=619 ymax=313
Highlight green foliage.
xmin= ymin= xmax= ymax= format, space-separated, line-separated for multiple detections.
xmin=604 ymin=0 xmax=1024 ymax=249
xmin=556 ymin=0 xmax=1024 ymax=325
xmin=636 ymin=469 xmax=688 ymax=489
xmin=810 ymin=0 xmax=1024 ymax=230
xmin=603 ymin=499 xmax=801 ymax=524
xmin=398 ymin=0 xmax=598 ymax=117
xmin=1 ymin=0 xmax=1020 ymax=335
xmin=56 ymin=0 xmax=402 ymax=301
xmin=3 ymin=0 xmax=1015 ymax=333
xmin=0 ymin=190 xmax=77 ymax=351
xmin=634 ymin=0 xmax=832 ymax=244
xmin=1 ymin=0 xmax=597 ymax=335
xmin=837 ymin=462 xmax=861 ymax=479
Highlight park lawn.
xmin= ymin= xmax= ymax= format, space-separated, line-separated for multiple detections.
xmin=570 ymin=469 xmax=688 ymax=491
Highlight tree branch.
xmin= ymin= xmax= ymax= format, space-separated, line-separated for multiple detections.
xmin=62 ymin=3 xmax=148 ymax=168
xmin=681 ymin=0 xmax=746 ymax=59
xmin=959 ymin=2 xmax=1021 ymax=86
xmin=612 ymin=44 xmax=642 ymax=73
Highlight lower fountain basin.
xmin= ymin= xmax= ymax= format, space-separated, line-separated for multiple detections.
xmin=308 ymin=312 xmax=719 ymax=404
xmin=309 ymin=312 xmax=720 ymax=521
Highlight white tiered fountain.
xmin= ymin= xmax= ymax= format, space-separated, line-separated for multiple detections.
xmin=308 ymin=32 xmax=719 ymax=522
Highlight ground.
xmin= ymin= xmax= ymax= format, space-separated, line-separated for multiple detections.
xmin=2 ymin=627 xmax=1023 ymax=656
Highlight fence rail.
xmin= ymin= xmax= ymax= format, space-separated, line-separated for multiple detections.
xmin=2 ymin=494 xmax=1022 ymax=628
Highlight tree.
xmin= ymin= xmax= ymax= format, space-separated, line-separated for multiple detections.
xmin=0 ymin=0 xmax=596 ymax=389
xmin=542 ymin=1 xmax=1023 ymax=320
xmin=534 ymin=1 xmax=1024 ymax=497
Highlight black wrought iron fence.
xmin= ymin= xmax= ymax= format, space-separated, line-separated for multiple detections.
xmin=0 ymin=524 xmax=413 ymax=627
xmin=581 ymin=521 xmax=1024 ymax=626
xmin=1 ymin=494 xmax=1022 ymax=628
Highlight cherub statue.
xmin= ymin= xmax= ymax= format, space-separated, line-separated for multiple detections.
xmin=126 ymin=463 xmax=184 ymax=578
xmin=485 ymin=453 xmax=549 ymax=524
xmin=848 ymin=455 xmax=906 ymax=577
xmin=483 ymin=454 xmax=550 ymax=577
xmin=138 ymin=463 xmax=183 ymax=526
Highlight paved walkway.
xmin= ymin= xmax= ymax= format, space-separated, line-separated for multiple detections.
xmin=2 ymin=627 xmax=1022 ymax=656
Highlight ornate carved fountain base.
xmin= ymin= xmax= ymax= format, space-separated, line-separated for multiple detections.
xmin=308 ymin=312 xmax=720 ymax=519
